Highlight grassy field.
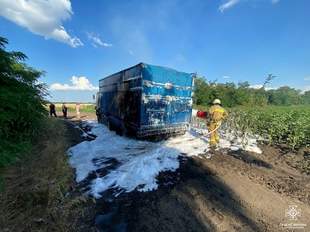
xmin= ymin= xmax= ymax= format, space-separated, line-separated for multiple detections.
xmin=51 ymin=103 xmax=96 ymax=113
xmin=194 ymin=105 xmax=310 ymax=149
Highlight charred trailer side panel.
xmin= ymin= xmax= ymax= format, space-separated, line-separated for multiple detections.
xmin=97 ymin=64 xmax=143 ymax=135
xmin=96 ymin=63 xmax=194 ymax=138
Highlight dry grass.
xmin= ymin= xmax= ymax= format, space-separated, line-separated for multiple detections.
xmin=44 ymin=103 xmax=96 ymax=114
xmin=0 ymin=119 xmax=96 ymax=232
xmin=54 ymin=103 xmax=95 ymax=113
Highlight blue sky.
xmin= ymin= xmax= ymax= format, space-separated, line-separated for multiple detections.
xmin=0 ymin=0 xmax=309 ymax=102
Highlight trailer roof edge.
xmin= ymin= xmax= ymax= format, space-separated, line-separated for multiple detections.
xmin=99 ymin=62 xmax=192 ymax=81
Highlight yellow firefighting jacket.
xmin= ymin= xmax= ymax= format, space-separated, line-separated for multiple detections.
xmin=208 ymin=105 xmax=228 ymax=123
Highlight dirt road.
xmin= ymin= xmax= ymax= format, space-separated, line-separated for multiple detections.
xmin=166 ymin=148 xmax=310 ymax=232
xmin=85 ymin=123 xmax=310 ymax=231
xmin=1 ymin=119 xmax=309 ymax=232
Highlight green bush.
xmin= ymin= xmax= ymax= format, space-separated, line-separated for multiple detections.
xmin=0 ymin=37 xmax=47 ymax=167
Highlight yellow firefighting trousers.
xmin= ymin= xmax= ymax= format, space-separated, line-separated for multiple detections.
xmin=208 ymin=122 xmax=221 ymax=147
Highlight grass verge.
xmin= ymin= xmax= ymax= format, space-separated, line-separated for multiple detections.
xmin=0 ymin=118 xmax=96 ymax=232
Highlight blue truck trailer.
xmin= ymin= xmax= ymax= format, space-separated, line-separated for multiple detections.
xmin=96 ymin=63 xmax=194 ymax=138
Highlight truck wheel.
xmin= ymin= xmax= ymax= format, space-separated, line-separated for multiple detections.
xmin=117 ymin=124 xmax=128 ymax=136
xmin=116 ymin=129 xmax=122 ymax=136
xmin=97 ymin=115 xmax=101 ymax=123
xmin=107 ymin=119 xmax=113 ymax=131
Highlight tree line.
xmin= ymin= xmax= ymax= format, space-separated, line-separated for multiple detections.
xmin=193 ymin=77 xmax=310 ymax=107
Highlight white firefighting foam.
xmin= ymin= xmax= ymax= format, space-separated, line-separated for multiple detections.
xmin=68 ymin=121 xmax=262 ymax=198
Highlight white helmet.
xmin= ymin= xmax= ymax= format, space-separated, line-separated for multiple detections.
xmin=213 ymin=99 xmax=221 ymax=105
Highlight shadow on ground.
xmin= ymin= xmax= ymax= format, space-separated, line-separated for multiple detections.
xmin=224 ymin=150 xmax=272 ymax=169
xmin=93 ymin=157 xmax=265 ymax=232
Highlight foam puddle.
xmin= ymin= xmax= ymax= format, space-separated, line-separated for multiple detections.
xmin=68 ymin=121 xmax=262 ymax=198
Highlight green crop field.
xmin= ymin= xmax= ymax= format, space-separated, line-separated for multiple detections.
xmin=227 ymin=106 xmax=310 ymax=149
xmin=194 ymin=105 xmax=310 ymax=149
xmin=52 ymin=103 xmax=96 ymax=113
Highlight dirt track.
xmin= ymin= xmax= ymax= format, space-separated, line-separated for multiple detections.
xmin=93 ymin=140 xmax=310 ymax=231
xmin=178 ymin=148 xmax=310 ymax=232
xmin=2 ymin=119 xmax=309 ymax=232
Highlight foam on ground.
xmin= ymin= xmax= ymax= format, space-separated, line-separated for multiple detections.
xmin=68 ymin=121 xmax=262 ymax=198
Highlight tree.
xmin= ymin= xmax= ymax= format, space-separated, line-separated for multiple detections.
xmin=267 ymin=86 xmax=302 ymax=105
xmin=263 ymin=74 xmax=276 ymax=88
xmin=193 ymin=77 xmax=209 ymax=105
xmin=302 ymin=90 xmax=310 ymax=104
xmin=0 ymin=37 xmax=47 ymax=166
xmin=193 ymin=74 xmax=308 ymax=107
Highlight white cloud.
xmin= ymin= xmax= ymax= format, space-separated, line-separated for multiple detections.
xmin=302 ymin=86 xmax=310 ymax=93
xmin=250 ymin=84 xmax=263 ymax=89
xmin=219 ymin=0 xmax=280 ymax=12
xmin=219 ymin=0 xmax=240 ymax=13
xmin=87 ymin=33 xmax=112 ymax=48
xmin=222 ymin=75 xmax=231 ymax=79
xmin=50 ymin=76 xmax=98 ymax=91
xmin=0 ymin=0 xmax=82 ymax=47
xmin=304 ymin=76 xmax=310 ymax=81
xmin=250 ymin=84 xmax=277 ymax=90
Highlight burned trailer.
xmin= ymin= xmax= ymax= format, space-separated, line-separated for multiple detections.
xmin=96 ymin=63 xmax=194 ymax=138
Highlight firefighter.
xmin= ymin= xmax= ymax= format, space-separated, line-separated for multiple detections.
xmin=208 ymin=99 xmax=228 ymax=149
